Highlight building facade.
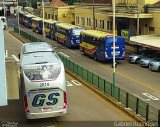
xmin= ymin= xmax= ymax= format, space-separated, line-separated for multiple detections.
xmin=41 ymin=0 xmax=160 ymax=37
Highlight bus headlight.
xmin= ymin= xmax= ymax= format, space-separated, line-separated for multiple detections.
xmin=122 ymin=51 xmax=125 ymax=57
xmin=105 ymin=52 xmax=108 ymax=58
xmin=71 ymin=40 xmax=74 ymax=44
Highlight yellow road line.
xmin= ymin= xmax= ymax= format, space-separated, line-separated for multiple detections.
xmin=99 ymin=64 xmax=160 ymax=94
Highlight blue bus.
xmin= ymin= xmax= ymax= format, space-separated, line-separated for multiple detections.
xmin=32 ymin=17 xmax=43 ymax=34
xmin=23 ymin=14 xmax=36 ymax=28
xmin=44 ymin=19 xmax=60 ymax=39
xmin=80 ymin=30 xmax=125 ymax=61
xmin=55 ymin=23 xmax=85 ymax=48
xmin=19 ymin=11 xmax=28 ymax=25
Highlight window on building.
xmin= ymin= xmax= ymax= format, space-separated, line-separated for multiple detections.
xmin=87 ymin=18 xmax=91 ymax=26
xmin=100 ymin=20 xmax=104 ymax=29
xmin=95 ymin=19 xmax=98 ymax=28
xmin=81 ymin=17 xmax=85 ymax=26
xmin=76 ymin=16 xmax=79 ymax=24
xmin=55 ymin=15 xmax=58 ymax=20
xmin=48 ymin=14 xmax=51 ymax=19
xmin=149 ymin=27 xmax=155 ymax=31
xmin=45 ymin=13 xmax=47 ymax=19
xmin=110 ymin=21 xmax=113 ymax=31
xmin=107 ymin=21 xmax=113 ymax=31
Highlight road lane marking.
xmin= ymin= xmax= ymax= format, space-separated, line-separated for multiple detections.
xmin=59 ymin=52 xmax=70 ymax=58
xmin=66 ymin=81 xmax=73 ymax=86
xmin=142 ymin=93 xmax=159 ymax=100
xmin=67 ymin=80 xmax=82 ymax=87
xmin=70 ymin=51 xmax=77 ymax=54
xmin=71 ymin=80 xmax=82 ymax=86
xmin=12 ymin=55 xmax=20 ymax=62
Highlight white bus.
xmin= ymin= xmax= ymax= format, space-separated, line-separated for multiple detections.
xmin=19 ymin=42 xmax=67 ymax=119
xmin=0 ymin=16 xmax=7 ymax=29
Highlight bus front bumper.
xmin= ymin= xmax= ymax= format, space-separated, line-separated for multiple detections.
xmin=26 ymin=108 xmax=67 ymax=119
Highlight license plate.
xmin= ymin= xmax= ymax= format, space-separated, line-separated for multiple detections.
xmin=41 ymin=107 xmax=52 ymax=112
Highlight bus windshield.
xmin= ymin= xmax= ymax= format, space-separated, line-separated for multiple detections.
xmin=72 ymin=29 xmax=84 ymax=36
xmin=24 ymin=64 xmax=61 ymax=81
xmin=105 ymin=36 xmax=125 ymax=46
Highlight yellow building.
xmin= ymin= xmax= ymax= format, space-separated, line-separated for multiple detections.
xmin=40 ymin=6 xmax=75 ymax=24
xmin=40 ymin=0 xmax=160 ymax=37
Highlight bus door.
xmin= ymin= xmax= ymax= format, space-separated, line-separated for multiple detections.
xmin=22 ymin=64 xmax=66 ymax=118
xmin=44 ymin=22 xmax=50 ymax=37
xmin=32 ymin=20 xmax=38 ymax=32
xmin=28 ymin=17 xmax=33 ymax=28
xmin=94 ymin=38 xmax=106 ymax=61
xmin=38 ymin=21 xmax=43 ymax=34
xmin=49 ymin=23 xmax=54 ymax=39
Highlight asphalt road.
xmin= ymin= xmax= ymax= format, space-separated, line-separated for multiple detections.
xmin=14 ymin=25 xmax=160 ymax=110
xmin=2 ymin=29 xmax=137 ymax=127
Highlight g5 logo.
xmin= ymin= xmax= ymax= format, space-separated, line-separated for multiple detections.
xmin=32 ymin=93 xmax=60 ymax=107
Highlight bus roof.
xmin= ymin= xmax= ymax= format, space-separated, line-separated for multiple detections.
xmin=56 ymin=23 xmax=82 ymax=30
xmin=25 ymin=14 xmax=36 ymax=18
xmin=23 ymin=42 xmax=54 ymax=54
xmin=22 ymin=52 xmax=61 ymax=66
xmin=32 ymin=17 xmax=42 ymax=21
xmin=44 ymin=19 xmax=59 ymax=24
xmin=81 ymin=30 xmax=112 ymax=38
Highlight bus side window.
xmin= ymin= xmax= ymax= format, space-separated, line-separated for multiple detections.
xmin=80 ymin=34 xmax=83 ymax=42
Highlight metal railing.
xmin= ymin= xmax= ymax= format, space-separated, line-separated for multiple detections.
xmin=14 ymin=26 xmax=160 ymax=126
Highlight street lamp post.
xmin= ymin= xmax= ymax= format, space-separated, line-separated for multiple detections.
xmin=92 ymin=0 xmax=95 ymax=30
xmin=17 ymin=0 xmax=20 ymax=34
xmin=3 ymin=0 xmax=6 ymax=17
xmin=42 ymin=0 xmax=45 ymax=41
xmin=112 ymin=0 xmax=116 ymax=96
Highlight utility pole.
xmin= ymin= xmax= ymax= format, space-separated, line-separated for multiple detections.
xmin=42 ymin=0 xmax=46 ymax=41
xmin=112 ymin=0 xmax=116 ymax=96
xmin=136 ymin=0 xmax=140 ymax=53
xmin=3 ymin=0 xmax=6 ymax=17
xmin=17 ymin=0 xmax=20 ymax=34
xmin=137 ymin=0 xmax=139 ymax=36
xmin=92 ymin=0 xmax=95 ymax=30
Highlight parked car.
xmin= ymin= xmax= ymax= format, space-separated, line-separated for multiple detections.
xmin=140 ymin=53 xmax=160 ymax=67
xmin=149 ymin=57 xmax=160 ymax=71
xmin=128 ymin=50 xmax=156 ymax=64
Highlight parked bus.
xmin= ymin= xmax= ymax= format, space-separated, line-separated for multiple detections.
xmin=80 ymin=30 xmax=125 ymax=61
xmin=19 ymin=42 xmax=67 ymax=119
xmin=32 ymin=17 xmax=43 ymax=34
xmin=19 ymin=11 xmax=27 ymax=25
xmin=55 ymin=23 xmax=85 ymax=48
xmin=44 ymin=19 xmax=60 ymax=39
xmin=0 ymin=16 xmax=7 ymax=29
xmin=23 ymin=14 xmax=36 ymax=28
